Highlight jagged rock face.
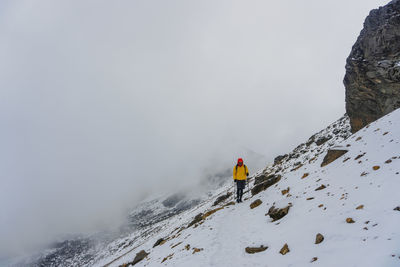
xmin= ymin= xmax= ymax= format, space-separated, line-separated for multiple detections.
xmin=344 ymin=0 xmax=400 ymax=132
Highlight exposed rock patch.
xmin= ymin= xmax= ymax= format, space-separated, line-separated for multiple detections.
xmin=321 ymin=149 xmax=348 ymax=167
xmin=252 ymin=175 xmax=281 ymax=196
xmin=250 ymin=199 xmax=262 ymax=209
xmin=245 ymin=245 xmax=268 ymax=254
xmin=213 ymin=192 xmax=232 ymax=206
xmin=315 ymin=185 xmax=326 ymax=191
xmin=254 ymin=173 xmax=280 ymax=186
xmin=315 ymin=233 xmax=324 ymax=244
xmin=279 ymin=243 xmax=290 ymax=255
xmin=281 ymin=187 xmax=290 ymax=195
xmin=192 ymin=248 xmax=203 ymax=254
xmin=274 ymin=154 xmax=288 ymax=165
xmin=161 ymin=253 xmax=173 ymax=263
xmin=121 ymin=250 xmax=149 ymax=266
xmin=301 ymin=173 xmax=309 ymax=179
xmin=267 ymin=205 xmax=291 ymax=221
xmin=153 ymin=238 xmax=165 ymax=248
xmin=188 ymin=213 xmax=204 ymax=228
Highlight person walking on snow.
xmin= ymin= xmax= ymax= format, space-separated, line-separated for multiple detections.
xmin=233 ymin=158 xmax=249 ymax=203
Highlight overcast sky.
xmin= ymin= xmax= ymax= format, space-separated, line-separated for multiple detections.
xmin=0 ymin=0 xmax=388 ymax=259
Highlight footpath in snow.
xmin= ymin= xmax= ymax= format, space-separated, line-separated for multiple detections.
xmin=105 ymin=109 xmax=400 ymax=267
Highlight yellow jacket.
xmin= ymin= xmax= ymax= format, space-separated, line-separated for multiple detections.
xmin=233 ymin=165 xmax=249 ymax=180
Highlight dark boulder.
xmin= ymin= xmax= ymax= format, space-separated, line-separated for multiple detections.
xmin=274 ymin=154 xmax=288 ymax=165
xmin=121 ymin=250 xmax=149 ymax=266
xmin=252 ymin=175 xmax=281 ymax=196
xmin=321 ymin=149 xmax=348 ymax=167
xmin=187 ymin=213 xmax=203 ymax=228
xmin=153 ymin=238 xmax=165 ymax=248
xmin=344 ymin=0 xmax=400 ymax=132
xmin=212 ymin=192 xmax=232 ymax=206
xmin=267 ymin=205 xmax=290 ymax=221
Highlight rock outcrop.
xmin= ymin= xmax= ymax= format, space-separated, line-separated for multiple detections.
xmin=120 ymin=250 xmax=148 ymax=266
xmin=212 ymin=192 xmax=232 ymax=206
xmin=321 ymin=149 xmax=348 ymax=167
xmin=344 ymin=0 xmax=400 ymax=132
xmin=250 ymin=199 xmax=262 ymax=209
xmin=267 ymin=205 xmax=291 ymax=221
xmin=251 ymin=175 xmax=281 ymax=196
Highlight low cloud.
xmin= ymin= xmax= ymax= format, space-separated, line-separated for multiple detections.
xmin=0 ymin=0 xmax=387 ymax=259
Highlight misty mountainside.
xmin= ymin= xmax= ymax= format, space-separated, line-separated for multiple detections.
xmin=11 ymin=151 xmax=266 ymax=267
xmin=103 ymin=108 xmax=400 ymax=267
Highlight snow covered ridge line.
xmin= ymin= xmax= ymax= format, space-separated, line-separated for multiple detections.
xmin=108 ymin=109 xmax=400 ymax=266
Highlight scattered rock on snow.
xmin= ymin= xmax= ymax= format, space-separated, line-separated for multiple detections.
xmin=356 ymin=205 xmax=364 ymax=210
xmin=311 ymin=257 xmax=318 ymax=262
xmin=192 ymin=248 xmax=203 ymax=254
xmin=153 ymin=238 xmax=165 ymax=248
xmin=171 ymin=242 xmax=182 ymax=249
xmin=250 ymin=199 xmax=262 ymax=209
xmin=281 ymin=187 xmax=290 ymax=195
xmin=355 ymin=153 xmax=366 ymax=160
xmin=188 ymin=213 xmax=204 ymax=228
xmin=213 ymin=192 xmax=232 ymax=206
xmin=373 ymin=165 xmax=380 ymax=170
xmin=291 ymin=164 xmax=304 ymax=172
xmin=161 ymin=253 xmax=173 ymax=263
xmin=321 ymin=149 xmax=348 ymax=167
xmin=245 ymin=245 xmax=268 ymax=254
xmin=393 ymin=206 xmax=400 ymax=211
xmin=279 ymin=243 xmax=290 ymax=255
xmin=267 ymin=205 xmax=291 ymax=221
xmin=301 ymin=173 xmax=309 ymax=179
xmin=315 ymin=184 xmax=326 ymax=191
xmin=315 ymin=233 xmax=324 ymax=244
xmin=122 ymin=250 xmax=149 ymax=266
xmin=346 ymin=218 xmax=355 ymax=223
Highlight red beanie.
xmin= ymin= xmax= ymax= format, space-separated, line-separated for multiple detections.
xmin=237 ymin=158 xmax=243 ymax=164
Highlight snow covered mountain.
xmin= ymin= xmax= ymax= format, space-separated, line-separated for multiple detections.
xmin=77 ymin=108 xmax=399 ymax=267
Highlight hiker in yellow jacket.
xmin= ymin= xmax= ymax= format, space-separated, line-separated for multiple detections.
xmin=233 ymin=158 xmax=249 ymax=203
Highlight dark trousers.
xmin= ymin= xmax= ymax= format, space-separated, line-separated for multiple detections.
xmin=236 ymin=180 xmax=246 ymax=201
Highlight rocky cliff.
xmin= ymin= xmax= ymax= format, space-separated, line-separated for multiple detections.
xmin=344 ymin=0 xmax=400 ymax=133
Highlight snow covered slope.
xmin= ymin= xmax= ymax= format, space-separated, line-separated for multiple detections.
xmin=106 ymin=108 xmax=400 ymax=267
